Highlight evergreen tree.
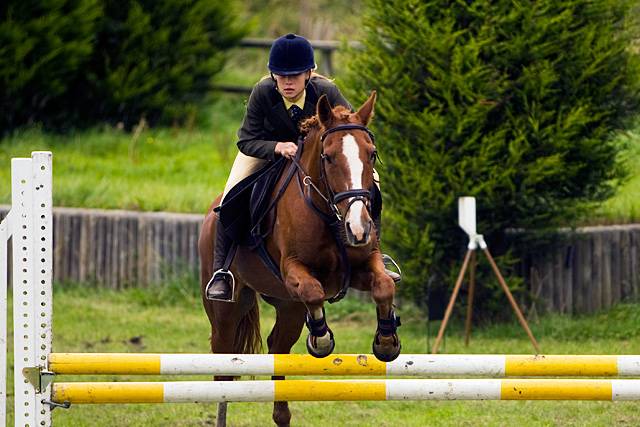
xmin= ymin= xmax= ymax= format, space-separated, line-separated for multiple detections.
xmin=345 ymin=0 xmax=640 ymax=310
xmin=75 ymin=0 xmax=246 ymax=128
xmin=0 ymin=0 xmax=100 ymax=131
xmin=1 ymin=0 xmax=246 ymax=132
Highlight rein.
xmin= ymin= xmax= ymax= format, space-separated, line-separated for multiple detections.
xmin=291 ymin=123 xmax=376 ymax=303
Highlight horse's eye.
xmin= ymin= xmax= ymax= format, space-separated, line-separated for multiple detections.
xmin=370 ymin=150 xmax=377 ymax=162
xmin=323 ymin=154 xmax=332 ymax=164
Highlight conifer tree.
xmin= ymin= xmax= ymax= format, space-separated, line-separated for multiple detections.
xmin=0 ymin=0 xmax=100 ymax=130
xmin=1 ymin=0 xmax=245 ymax=131
xmin=345 ymin=0 xmax=640 ymax=307
xmin=74 ymin=0 xmax=246 ymax=128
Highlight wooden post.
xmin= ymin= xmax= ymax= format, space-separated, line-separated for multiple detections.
xmin=464 ymin=251 xmax=476 ymax=346
xmin=216 ymin=402 xmax=227 ymax=427
xmin=483 ymin=248 xmax=541 ymax=354
xmin=431 ymin=249 xmax=472 ymax=354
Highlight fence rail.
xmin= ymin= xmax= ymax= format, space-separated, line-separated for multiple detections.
xmin=215 ymin=38 xmax=362 ymax=94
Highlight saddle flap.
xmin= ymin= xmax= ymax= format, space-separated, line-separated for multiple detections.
xmin=218 ymin=158 xmax=287 ymax=246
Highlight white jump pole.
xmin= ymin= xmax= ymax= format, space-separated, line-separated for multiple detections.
xmin=2 ymin=152 xmax=54 ymax=427
xmin=47 ymin=353 xmax=640 ymax=377
xmin=51 ymin=379 xmax=640 ymax=404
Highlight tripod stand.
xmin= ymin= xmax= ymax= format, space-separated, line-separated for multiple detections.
xmin=431 ymin=198 xmax=540 ymax=354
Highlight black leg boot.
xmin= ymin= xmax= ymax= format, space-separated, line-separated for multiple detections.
xmin=204 ymin=220 xmax=235 ymax=302
xmin=373 ymin=216 xmax=402 ymax=283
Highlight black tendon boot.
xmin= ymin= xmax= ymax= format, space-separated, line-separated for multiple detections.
xmin=205 ymin=220 xmax=235 ymax=302
xmin=373 ymin=216 xmax=402 ymax=283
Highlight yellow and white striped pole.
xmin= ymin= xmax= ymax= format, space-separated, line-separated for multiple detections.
xmin=49 ymin=353 xmax=640 ymax=377
xmin=51 ymin=379 xmax=640 ymax=404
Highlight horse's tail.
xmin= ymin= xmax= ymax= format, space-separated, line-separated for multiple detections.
xmin=234 ymin=291 xmax=263 ymax=354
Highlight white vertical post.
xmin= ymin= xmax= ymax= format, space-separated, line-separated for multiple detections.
xmin=12 ymin=152 xmax=53 ymax=427
xmin=1 ymin=209 xmax=12 ymax=427
xmin=458 ymin=197 xmax=476 ymax=237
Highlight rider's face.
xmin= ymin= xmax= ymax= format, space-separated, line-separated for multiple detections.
xmin=273 ymin=71 xmax=311 ymax=101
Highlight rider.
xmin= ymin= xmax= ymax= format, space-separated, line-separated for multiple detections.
xmin=206 ymin=33 xmax=400 ymax=302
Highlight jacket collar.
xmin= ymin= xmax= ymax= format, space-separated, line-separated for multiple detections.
xmin=303 ymin=81 xmax=319 ymax=117
xmin=269 ymin=81 xmax=298 ymax=135
xmin=268 ymin=79 xmax=319 ymax=136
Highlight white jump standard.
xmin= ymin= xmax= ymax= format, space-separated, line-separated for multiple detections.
xmin=1 ymin=152 xmax=54 ymax=427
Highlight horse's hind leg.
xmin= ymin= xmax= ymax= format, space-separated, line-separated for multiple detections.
xmin=205 ymin=288 xmax=260 ymax=427
xmin=266 ymin=301 xmax=307 ymax=427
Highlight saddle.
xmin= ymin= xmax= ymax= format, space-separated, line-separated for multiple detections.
xmin=217 ymin=157 xmax=288 ymax=246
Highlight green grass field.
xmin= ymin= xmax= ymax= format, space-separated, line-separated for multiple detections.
xmin=4 ymin=285 xmax=640 ymax=426
xmin=0 ymin=96 xmax=246 ymax=213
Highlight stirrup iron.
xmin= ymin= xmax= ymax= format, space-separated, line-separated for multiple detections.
xmin=205 ymin=269 xmax=236 ymax=302
xmin=382 ymin=253 xmax=402 ymax=283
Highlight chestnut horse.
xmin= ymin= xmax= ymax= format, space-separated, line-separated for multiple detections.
xmin=198 ymin=92 xmax=400 ymax=426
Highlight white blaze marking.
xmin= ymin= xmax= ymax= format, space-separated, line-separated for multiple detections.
xmin=342 ymin=134 xmax=366 ymax=239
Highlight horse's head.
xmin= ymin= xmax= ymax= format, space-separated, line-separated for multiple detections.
xmin=315 ymin=91 xmax=378 ymax=247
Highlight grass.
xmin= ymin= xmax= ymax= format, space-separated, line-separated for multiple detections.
xmin=595 ymin=124 xmax=640 ymax=224
xmin=4 ymin=284 xmax=640 ymax=426
xmin=0 ymin=96 xmax=246 ymax=213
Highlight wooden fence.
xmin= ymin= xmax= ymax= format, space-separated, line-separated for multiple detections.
xmin=1 ymin=206 xmax=202 ymax=288
xmin=1 ymin=206 xmax=639 ymax=314
xmin=524 ymin=225 xmax=639 ymax=315
xmin=215 ymin=38 xmax=362 ymax=94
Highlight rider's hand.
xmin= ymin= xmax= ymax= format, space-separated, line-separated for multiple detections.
xmin=275 ymin=142 xmax=298 ymax=159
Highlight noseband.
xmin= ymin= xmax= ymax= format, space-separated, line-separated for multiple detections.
xmin=316 ymin=124 xmax=376 ymax=221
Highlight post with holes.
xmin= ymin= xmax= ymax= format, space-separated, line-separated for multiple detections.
xmin=1 ymin=187 xmax=11 ymax=427
xmin=11 ymin=152 xmax=54 ymax=427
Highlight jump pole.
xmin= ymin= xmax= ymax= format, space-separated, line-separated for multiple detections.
xmin=48 ymin=353 xmax=640 ymax=377
xmin=51 ymin=379 xmax=640 ymax=404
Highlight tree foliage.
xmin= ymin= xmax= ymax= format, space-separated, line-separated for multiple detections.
xmin=1 ymin=0 xmax=245 ymax=132
xmin=1 ymin=0 xmax=100 ymax=130
xmin=345 ymin=0 xmax=640 ymax=309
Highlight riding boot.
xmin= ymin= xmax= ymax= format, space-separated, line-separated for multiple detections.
xmin=205 ymin=220 xmax=235 ymax=302
xmin=373 ymin=216 xmax=402 ymax=283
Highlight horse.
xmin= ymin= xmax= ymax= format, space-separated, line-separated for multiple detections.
xmin=198 ymin=92 xmax=401 ymax=427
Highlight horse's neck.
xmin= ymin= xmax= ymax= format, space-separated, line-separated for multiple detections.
xmin=300 ymin=131 xmax=323 ymax=181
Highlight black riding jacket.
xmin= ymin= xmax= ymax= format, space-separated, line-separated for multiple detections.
xmin=236 ymin=76 xmax=352 ymax=160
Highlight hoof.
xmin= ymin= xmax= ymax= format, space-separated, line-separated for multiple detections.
xmin=372 ymin=333 xmax=401 ymax=362
xmin=306 ymin=330 xmax=335 ymax=358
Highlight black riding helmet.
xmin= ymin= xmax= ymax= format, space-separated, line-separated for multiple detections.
xmin=268 ymin=33 xmax=316 ymax=75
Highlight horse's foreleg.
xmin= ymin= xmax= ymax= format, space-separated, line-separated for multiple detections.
xmin=369 ymin=253 xmax=401 ymax=362
xmin=267 ymin=302 xmax=307 ymax=427
xmin=282 ymin=258 xmax=335 ymax=358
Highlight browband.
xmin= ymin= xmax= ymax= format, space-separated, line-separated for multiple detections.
xmin=320 ymin=124 xmax=375 ymax=142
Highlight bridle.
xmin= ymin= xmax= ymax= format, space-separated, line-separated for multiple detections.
xmin=294 ymin=124 xmax=377 ymax=223
xmin=290 ymin=123 xmax=377 ymax=303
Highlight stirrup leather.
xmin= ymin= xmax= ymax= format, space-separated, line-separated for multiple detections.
xmin=205 ymin=269 xmax=236 ymax=302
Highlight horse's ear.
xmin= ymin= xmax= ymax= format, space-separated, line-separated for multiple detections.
xmin=317 ymin=94 xmax=334 ymax=127
xmin=355 ymin=90 xmax=377 ymax=125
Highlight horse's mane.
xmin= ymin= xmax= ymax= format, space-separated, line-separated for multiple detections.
xmin=300 ymin=105 xmax=352 ymax=136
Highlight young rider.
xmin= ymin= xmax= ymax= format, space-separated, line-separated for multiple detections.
xmin=206 ymin=33 xmax=400 ymax=302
